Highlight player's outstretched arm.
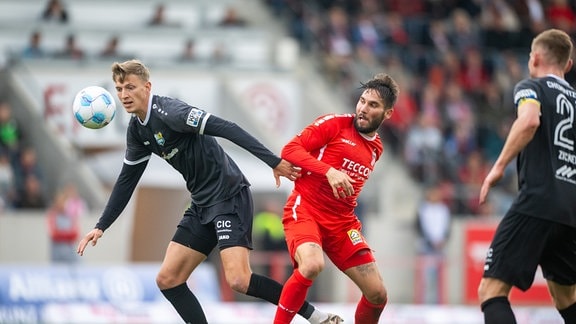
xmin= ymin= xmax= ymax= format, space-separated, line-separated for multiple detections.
xmin=479 ymin=100 xmax=539 ymax=205
xmin=272 ymin=159 xmax=301 ymax=187
xmin=77 ymin=228 xmax=104 ymax=256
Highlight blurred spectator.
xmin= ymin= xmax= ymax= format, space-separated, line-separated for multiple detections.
xmin=523 ymin=0 xmax=547 ymax=36
xmin=404 ymin=112 xmax=444 ymax=184
xmin=480 ymin=0 xmax=522 ymax=50
xmin=13 ymin=174 xmax=47 ymax=209
xmin=448 ymin=9 xmax=481 ymax=56
xmin=99 ymin=35 xmax=119 ymax=58
xmin=253 ymin=201 xmax=286 ymax=252
xmin=441 ymin=82 xmax=477 ymax=173
xmin=382 ymin=12 xmax=410 ymax=63
xmin=443 ymin=122 xmax=478 ymax=179
xmin=41 ymin=0 xmax=69 ymax=24
xmin=419 ymin=80 xmax=443 ymax=124
xmin=456 ymin=150 xmax=490 ymax=214
xmin=148 ymin=3 xmax=166 ymax=26
xmin=479 ymin=117 xmax=510 ymax=165
xmin=55 ymin=34 xmax=85 ymax=60
xmin=253 ymin=200 xmax=288 ymax=282
xmin=21 ymin=31 xmax=46 ymax=59
xmin=493 ymin=50 xmax=526 ymax=100
xmin=13 ymin=146 xmax=43 ymax=195
xmin=178 ymin=39 xmax=197 ymax=62
xmin=422 ymin=19 xmax=453 ymax=56
xmin=443 ymin=81 xmax=475 ymax=131
xmin=546 ymin=0 xmax=576 ymax=33
xmin=457 ymin=47 xmax=492 ymax=100
xmin=147 ymin=3 xmax=181 ymax=27
xmin=0 ymin=101 xmax=22 ymax=159
xmin=438 ymin=50 xmax=462 ymax=85
xmin=99 ymin=35 xmax=133 ymax=60
xmin=476 ymin=83 xmax=508 ymax=150
xmin=209 ymin=42 xmax=228 ymax=65
xmin=350 ymin=11 xmax=385 ymax=64
xmin=0 ymin=153 xmax=14 ymax=211
xmin=218 ymin=6 xmax=247 ymax=27
xmin=384 ymin=0 xmax=426 ymax=18
xmin=280 ymin=1 xmax=314 ymax=51
xmin=47 ymin=183 xmax=87 ymax=263
xmin=319 ymin=6 xmax=355 ymax=86
xmin=380 ymin=71 xmax=417 ymax=154
xmin=415 ymin=183 xmax=451 ymax=304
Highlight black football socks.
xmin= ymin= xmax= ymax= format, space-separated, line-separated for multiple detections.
xmin=481 ymin=296 xmax=517 ymax=324
xmin=161 ymin=283 xmax=208 ymax=324
xmin=246 ymin=273 xmax=315 ymax=319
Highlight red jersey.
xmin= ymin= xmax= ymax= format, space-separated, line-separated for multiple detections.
xmin=282 ymin=113 xmax=383 ymax=218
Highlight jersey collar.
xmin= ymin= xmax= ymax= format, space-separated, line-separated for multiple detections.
xmin=547 ymin=74 xmax=570 ymax=87
xmin=137 ymin=94 xmax=154 ymax=125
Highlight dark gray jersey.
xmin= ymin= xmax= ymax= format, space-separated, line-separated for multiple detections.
xmin=510 ymin=76 xmax=576 ymax=227
xmin=95 ymin=95 xmax=281 ymax=231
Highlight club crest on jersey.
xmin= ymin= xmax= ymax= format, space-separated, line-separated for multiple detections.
xmin=347 ymin=229 xmax=363 ymax=245
xmin=187 ymin=108 xmax=204 ymax=127
xmin=154 ymin=132 xmax=165 ymax=146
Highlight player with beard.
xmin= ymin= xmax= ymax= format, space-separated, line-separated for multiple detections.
xmin=273 ymin=73 xmax=399 ymax=324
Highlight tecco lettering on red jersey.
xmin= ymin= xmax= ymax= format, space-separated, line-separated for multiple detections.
xmin=341 ymin=158 xmax=371 ymax=177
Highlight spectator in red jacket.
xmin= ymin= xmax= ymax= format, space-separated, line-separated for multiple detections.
xmin=47 ymin=183 xmax=86 ymax=263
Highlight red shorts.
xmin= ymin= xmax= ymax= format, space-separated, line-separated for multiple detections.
xmin=282 ymin=193 xmax=375 ymax=271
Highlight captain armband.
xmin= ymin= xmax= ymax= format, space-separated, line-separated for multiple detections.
xmin=517 ymin=98 xmax=540 ymax=109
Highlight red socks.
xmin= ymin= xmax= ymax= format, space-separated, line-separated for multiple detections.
xmin=355 ymin=294 xmax=387 ymax=324
xmin=274 ymin=269 xmax=313 ymax=324
xmin=273 ymin=272 xmax=386 ymax=324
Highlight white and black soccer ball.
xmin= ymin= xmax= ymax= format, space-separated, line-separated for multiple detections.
xmin=72 ymin=86 xmax=116 ymax=129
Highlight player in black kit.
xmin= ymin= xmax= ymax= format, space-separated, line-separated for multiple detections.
xmin=76 ymin=59 xmax=341 ymax=324
xmin=479 ymin=29 xmax=576 ymax=324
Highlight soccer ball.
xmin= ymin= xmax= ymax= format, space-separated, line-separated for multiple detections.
xmin=72 ymin=86 xmax=116 ymax=129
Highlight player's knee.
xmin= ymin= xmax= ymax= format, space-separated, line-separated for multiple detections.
xmin=225 ymin=272 xmax=250 ymax=294
xmin=365 ymin=286 xmax=387 ymax=305
xmin=548 ymin=283 xmax=576 ymax=309
xmin=298 ymin=259 xmax=325 ymax=279
xmin=156 ymin=271 xmax=178 ymax=290
xmin=477 ymin=279 xmax=487 ymax=302
xmin=478 ymin=278 xmax=509 ymax=303
xmin=477 ymin=278 xmax=498 ymax=302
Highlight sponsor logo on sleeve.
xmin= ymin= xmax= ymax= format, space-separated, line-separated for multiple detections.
xmin=186 ymin=108 xmax=204 ymax=127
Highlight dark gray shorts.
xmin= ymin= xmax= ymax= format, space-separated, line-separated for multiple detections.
xmin=483 ymin=211 xmax=576 ymax=291
xmin=172 ymin=186 xmax=253 ymax=256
